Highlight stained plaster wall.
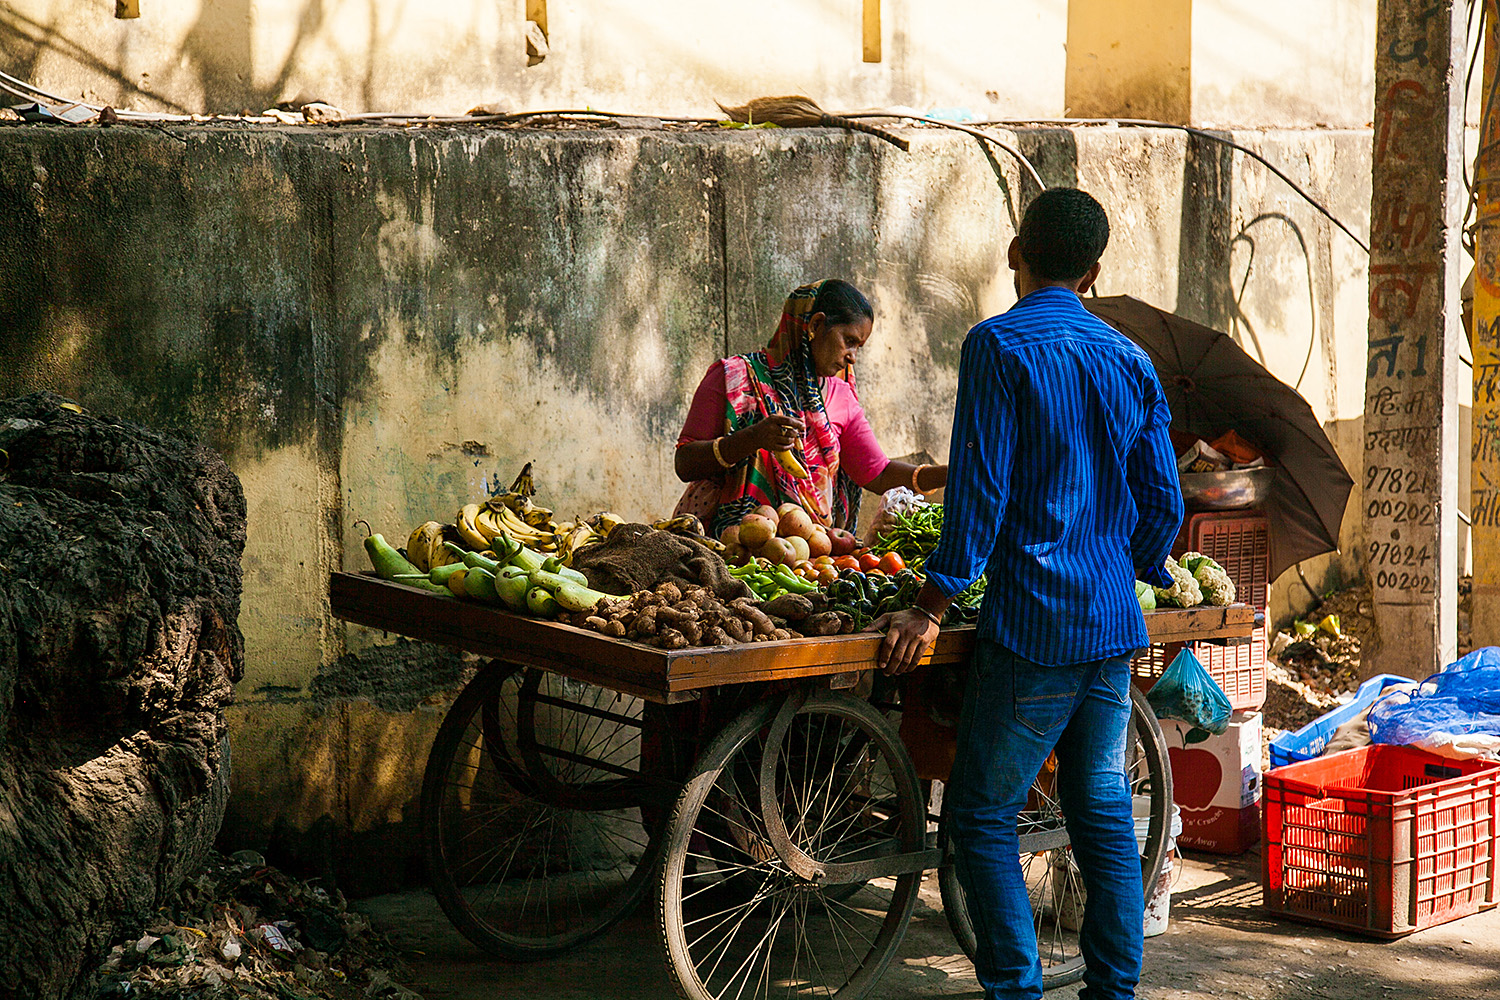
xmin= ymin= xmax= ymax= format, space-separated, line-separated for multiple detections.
xmin=0 ymin=123 xmax=1371 ymax=892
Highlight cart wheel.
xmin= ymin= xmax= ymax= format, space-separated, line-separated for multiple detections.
xmin=660 ymin=690 xmax=924 ymax=1000
xmin=937 ymin=684 xmax=1172 ymax=991
xmin=421 ymin=662 xmax=669 ymax=960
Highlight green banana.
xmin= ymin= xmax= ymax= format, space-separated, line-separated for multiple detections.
xmin=528 ymin=568 xmax=612 ymax=613
xmin=527 ymin=586 xmax=562 ymax=617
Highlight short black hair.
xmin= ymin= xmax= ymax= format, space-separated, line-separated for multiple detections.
xmin=1018 ymin=188 xmax=1110 ymax=282
xmin=812 ymin=279 xmax=874 ymax=326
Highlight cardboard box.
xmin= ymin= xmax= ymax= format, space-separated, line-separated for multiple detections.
xmin=1163 ymin=710 xmax=1262 ymax=854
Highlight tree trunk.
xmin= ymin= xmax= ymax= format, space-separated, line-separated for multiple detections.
xmin=0 ymin=393 xmax=244 ymax=1000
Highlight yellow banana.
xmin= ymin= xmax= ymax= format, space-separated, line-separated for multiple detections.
xmin=507 ymin=462 xmax=537 ymax=500
xmin=588 ymin=512 xmax=625 ymax=538
xmin=473 ymin=507 xmax=503 ymax=543
xmin=653 ymin=514 xmax=706 ymax=536
xmin=498 ymin=506 xmax=550 ymax=542
xmin=456 ymin=504 xmax=489 ymax=550
xmin=774 ymin=449 xmax=810 ymax=479
xmin=517 ymin=498 xmax=556 ymax=529
xmin=558 ymin=523 xmax=596 ymax=565
xmin=427 ymin=531 xmax=464 ymax=569
xmin=406 ymin=521 xmax=445 ymax=573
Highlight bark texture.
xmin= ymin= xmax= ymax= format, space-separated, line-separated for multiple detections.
xmin=0 ymin=393 xmax=244 ymax=1000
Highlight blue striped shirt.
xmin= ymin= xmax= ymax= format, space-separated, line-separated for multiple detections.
xmin=924 ymin=287 xmax=1184 ymax=666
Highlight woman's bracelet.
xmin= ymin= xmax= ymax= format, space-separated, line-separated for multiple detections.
xmin=913 ymin=605 xmax=943 ymax=628
xmin=911 ymin=463 xmax=931 ymax=493
xmin=711 ymin=436 xmax=733 ymax=469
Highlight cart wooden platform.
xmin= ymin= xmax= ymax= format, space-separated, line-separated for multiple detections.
xmin=330 ymin=572 xmax=1256 ymax=998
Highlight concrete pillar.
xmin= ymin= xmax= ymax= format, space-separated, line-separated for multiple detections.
xmin=1362 ymin=0 xmax=1466 ymax=676
xmin=1473 ymin=7 xmax=1500 ymax=648
xmin=1064 ymin=0 xmax=1191 ymax=123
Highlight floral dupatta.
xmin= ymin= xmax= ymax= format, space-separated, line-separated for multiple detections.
xmin=676 ymin=281 xmax=863 ymax=538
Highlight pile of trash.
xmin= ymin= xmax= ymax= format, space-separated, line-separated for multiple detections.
xmin=95 ymin=850 xmax=419 ymax=999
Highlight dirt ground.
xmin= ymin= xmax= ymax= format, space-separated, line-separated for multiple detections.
xmin=353 ymin=846 xmax=1500 ymax=1000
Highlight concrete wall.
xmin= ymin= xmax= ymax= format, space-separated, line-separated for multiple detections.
xmin=0 ymin=123 xmax=1371 ymax=891
xmin=2 ymin=0 xmax=1381 ymax=128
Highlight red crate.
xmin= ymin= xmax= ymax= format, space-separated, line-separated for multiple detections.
xmin=1131 ymin=623 xmax=1267 ymax=711
xmin=1262 ymin=745 xmax=1500 ymax=938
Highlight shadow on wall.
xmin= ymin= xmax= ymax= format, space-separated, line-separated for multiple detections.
xmin=1176 ymin=130 xmax=1236 ymax=331
xmin=183 ymin=0 xmax=328 ymax=113
xmin=0 ymin=3 xmax=191 ymax=112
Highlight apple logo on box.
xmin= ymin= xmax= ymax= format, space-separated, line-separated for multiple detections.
xmin=1168 ymin=745 xmax=1222 ymax=812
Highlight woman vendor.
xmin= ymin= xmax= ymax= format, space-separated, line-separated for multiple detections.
xmin=674 ymin=279 xmax=947 ymax=538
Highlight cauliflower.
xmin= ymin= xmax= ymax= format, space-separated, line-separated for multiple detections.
xmin=1179 ymin=551 xmax=1236 ymax=606
xmin=1153 ymin=558 xmax=1203 ymax=608
xmin=1135 ymin=580 xmax=1157 ymax=612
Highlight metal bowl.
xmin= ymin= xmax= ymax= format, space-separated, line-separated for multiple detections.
xmin=1179 ymin=466 xmax=1278 ymax=510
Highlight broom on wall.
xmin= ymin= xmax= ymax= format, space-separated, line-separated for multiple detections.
xmin=717 ymin=95 xmax=910 ymax=151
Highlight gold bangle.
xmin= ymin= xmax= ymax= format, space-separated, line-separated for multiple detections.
xmin=911 ymin=463 xmax=931 ymax=493
xmin=711 ymin=436 xmax=733 ymax=469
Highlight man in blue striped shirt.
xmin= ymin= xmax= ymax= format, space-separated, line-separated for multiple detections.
xmin=874 ymin=188 xmax=1182 ymax=1000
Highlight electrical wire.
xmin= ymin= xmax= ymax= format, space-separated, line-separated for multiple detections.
xmin=842 ymin=112 xmax=1047 ymax=189
xmin=973 ymin=116 xmax=1372 ymax=255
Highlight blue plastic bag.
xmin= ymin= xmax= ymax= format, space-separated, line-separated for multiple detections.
xmin=1368 ymin=647 xmax=1500 ymax=759
xmin=1146 ymin=648 xmax=1232 ymax=737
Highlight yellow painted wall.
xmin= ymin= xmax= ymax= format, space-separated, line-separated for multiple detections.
xmin=1066 ymin=0 xmax=1193 ymax=123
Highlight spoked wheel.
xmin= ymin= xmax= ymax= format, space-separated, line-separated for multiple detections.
xmin=660 ymin=690 xmax=927 ymax=1000
xmin=421 ymin=661 xmax=673 ymax=960
xmin=938 ymin=684 xmax=1171 ymax=990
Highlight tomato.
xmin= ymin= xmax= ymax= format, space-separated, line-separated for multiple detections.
xmin=877 ymin=552 xmax=906 ymax=575
xmin=858 ymin=552 xmax=881 ymax=572
xmin=816 ymin=564 xmax=839 ymax=585
xmin=833 ymin=555 xmax=861 ymax=571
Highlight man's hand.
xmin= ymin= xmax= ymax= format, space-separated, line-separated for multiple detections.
xmin=867 ymin=607 xmax=940 ymax=675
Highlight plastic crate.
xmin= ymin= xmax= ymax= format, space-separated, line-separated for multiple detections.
xmin=1131 ymin=623 xmax=1267 ymax=712
xmin=1268 ymin=675 xmax=1417 ymax=769
xmin=1262 ymin=745 xmax=1500 ymax=938
xmin=1175 ymin=511 xmax=1270 ymax=611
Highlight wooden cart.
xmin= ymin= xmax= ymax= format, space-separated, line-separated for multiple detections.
xmin=331 ymin=572 xmax=1255 ymax=998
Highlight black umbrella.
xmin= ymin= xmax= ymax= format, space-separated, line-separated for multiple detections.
xmin=1083 ymin=295 xmax=1354 ymax=578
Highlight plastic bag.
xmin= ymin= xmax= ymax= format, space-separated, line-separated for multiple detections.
xmin=863 ymin=487 xmax=929 ymax=547
xmin=1146 ymin=649 xmax=1232 ymax=737
xmin=1368 ymin=647 xmax=1500 ymax=759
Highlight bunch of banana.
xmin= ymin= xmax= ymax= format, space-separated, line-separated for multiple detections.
xmin=552 ymin=520 xmax=602 ymax=566
xmin=407 ymin=521 xmax=464 ymax=572
xmin=482 ymin=499 xmax=558 ymax=552
xmin=586 ymin=511 xmax=625 ymax=539
xmin=651 ymin=514 xmax=726 ymax=553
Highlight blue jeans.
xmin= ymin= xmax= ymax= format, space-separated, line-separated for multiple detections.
xmin=947 ymin=641 xmax=1143 ymax=1000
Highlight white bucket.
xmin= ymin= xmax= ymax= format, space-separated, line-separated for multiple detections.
xmin=1050 ymin=799 xmax=1181 ymax=935
xmin=1137 ymin=798 xmax=1182 ymax=937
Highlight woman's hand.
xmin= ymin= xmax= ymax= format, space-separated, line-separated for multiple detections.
xmin=748 ymin=414 xmax=806 ymax=452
